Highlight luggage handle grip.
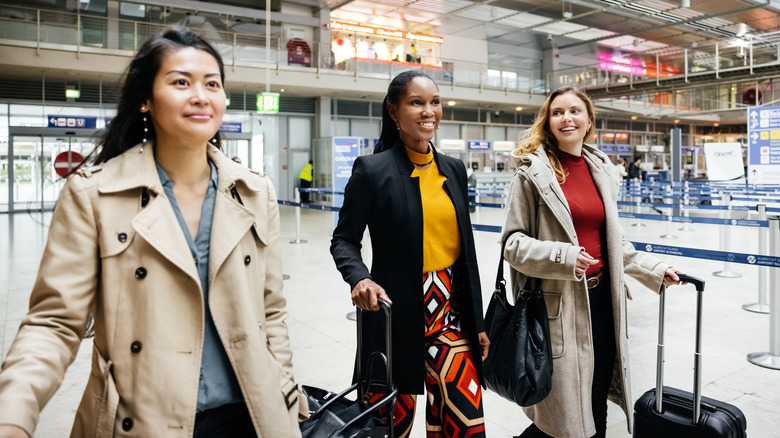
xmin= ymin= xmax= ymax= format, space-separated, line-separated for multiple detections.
xmin=656 ymin=272 xmax=705 ymax=425
xmin=675 ymin=273 xmax=705 ymax=291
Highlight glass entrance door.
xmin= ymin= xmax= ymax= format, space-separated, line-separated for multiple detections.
xmin=6 ymin=128 xmax=97 ymax=213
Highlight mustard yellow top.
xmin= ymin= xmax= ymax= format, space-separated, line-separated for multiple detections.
xmin=406 ymin=146 xmax=461 ymax=272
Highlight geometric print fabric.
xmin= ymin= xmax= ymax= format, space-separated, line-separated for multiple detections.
xmin=368 ymin=268 xmax=486 ymax=437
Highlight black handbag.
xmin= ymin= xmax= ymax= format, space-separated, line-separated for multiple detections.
xmin=299 ymin=300 xmax=397 ymax=438
xmin=483 ymin=238 xmax=553 ymax=407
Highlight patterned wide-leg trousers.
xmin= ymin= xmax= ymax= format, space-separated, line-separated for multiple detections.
xmin=367 ymin=268 xmax=486 ymax=438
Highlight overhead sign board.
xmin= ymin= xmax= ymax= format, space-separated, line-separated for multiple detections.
xmin=439 ymin=139 xmax=466 ymax=151
xmin=47 ymin=116 xmax=96 ymax=129
xmin=220 ymin=122 xmax=242 ymax=133
xmin=748 ymin=106 xmax=780 ymax=184
xmin=256 ymin=93 xmax=280 ymax=113
xmin=492 ymin=140 xmax=515 ymax=152
xmin=468 ymin=140 xmax=490 ymax=151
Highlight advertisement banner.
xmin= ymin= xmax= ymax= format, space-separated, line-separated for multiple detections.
xmin=704 ymin=142 xmax=744 ymax=182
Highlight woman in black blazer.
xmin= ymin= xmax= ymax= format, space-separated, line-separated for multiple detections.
xmin=331 ymin=70 xmax=489 ymax=437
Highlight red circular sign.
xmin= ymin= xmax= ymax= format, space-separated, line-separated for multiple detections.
xmin=54 ymin=151 xmax=85 ymax=178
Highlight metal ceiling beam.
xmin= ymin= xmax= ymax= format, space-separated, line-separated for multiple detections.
xmin=322 ymin=0 xmax=357 ymax=12
xmin=558 ymin=0 xmax=770 ymax=49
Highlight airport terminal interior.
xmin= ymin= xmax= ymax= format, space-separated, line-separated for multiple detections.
xmin=2 ymin=0 xmax=780 ymax=436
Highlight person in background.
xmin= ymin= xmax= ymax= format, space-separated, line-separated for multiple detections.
xmin=0 ymin=28 xmax=305 ymax=438
xmin=331 ymin=70 xmax=489 ymax=437
xmin=502 ymin=84 xmax=683 ymax=438
xmin=628 ymin=156 xmax=642 ymax=180
xmin=616 ymin=157 xmax=628 ymax=179
xmin=299 ymin=159 xmax=313 ymax=203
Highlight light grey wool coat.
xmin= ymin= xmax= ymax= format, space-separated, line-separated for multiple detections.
xmin=501 ymin=144 xmax=671 ymax=437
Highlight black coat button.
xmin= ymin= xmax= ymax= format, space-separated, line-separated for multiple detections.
xmin=122 ymin=417 xmax=134 ymax=431
xmin=141 ymin=190 xmax=150 ymax=207
xmin=135 ymin=267 xmax=147 ymax=279
xmin=118 ymin=233 xmax=127 ymax=243
xmin=244 ymin=255 xmax=251 ymax=265
xmin=131 ymin=341 xmax=142 ymax=353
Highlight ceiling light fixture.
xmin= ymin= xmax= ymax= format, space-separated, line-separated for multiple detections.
xmin=674 ymin=119 xmax=680 ymax=124
xmin=736 ymin=23 xmax=747 ymax=37
xmin=631 ymin=115 xmax=638 ymax=120
xmin=515 ymin=106 xmax=523 ymax=111
xmin=562 ymin=0 xmax=573 ymax=19
xmin=714 ymin=122 xmax=720 ymax=127
xmin=448 ymin=101 xmax=456 ymax=106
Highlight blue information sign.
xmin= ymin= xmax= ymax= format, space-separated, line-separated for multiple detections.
xmin=617 ymin=145 xmax=632 ymax=153
xmin=220 ymin=122 xmax=242 ymax=133
xmin=47 ymin=115 xmax=96 ymax=129
xmin=333 ymin=137 xmax=360 ymax=225
xmin=747 ymin=106 xmax=780 ymax=184
xmin=598 ymin=145 xmax=616 ymax=153
xmin=468 ymin=140 xmax=490 ymax=150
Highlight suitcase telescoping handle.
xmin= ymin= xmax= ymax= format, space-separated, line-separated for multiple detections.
xmin=656 ymin=273 xmax=706 ymax=423
xmin=355 ymin=299 xmax=394 ymax=437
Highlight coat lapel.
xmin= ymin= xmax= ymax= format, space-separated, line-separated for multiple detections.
xmin=132 ymin=196 xmax=201 ymax=285
xmin=208 ymin=188 xmax=255 ymax=284
xmin=528 ymin=149 xmax=578 ymax=244
xmin=207 ymin=147 xmax=265 ymax=285
xmin=98 ymin=143 xmax=201 ymax=286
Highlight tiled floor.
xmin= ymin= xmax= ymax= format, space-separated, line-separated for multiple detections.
xmin=1 ymin=204 xmax=779 ymax=437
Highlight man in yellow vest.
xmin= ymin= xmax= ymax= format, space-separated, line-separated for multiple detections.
xmin=299 ymin=160 xmax=313 ymax=203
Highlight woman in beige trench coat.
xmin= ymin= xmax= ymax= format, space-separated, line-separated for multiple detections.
xmin=501 ymin=85 xmax=683 ymax=438
xmin=0 ymin=28 xmax=305 ymax=438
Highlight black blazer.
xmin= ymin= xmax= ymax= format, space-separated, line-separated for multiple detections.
xmin=330 ymin=142 xmax=484 ymax=394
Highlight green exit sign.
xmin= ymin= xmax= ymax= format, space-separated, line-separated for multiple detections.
xmin=65 ymin=89 xmax=80 ymax=98
xmin=256 ymin=93 xmax=279 ymax=113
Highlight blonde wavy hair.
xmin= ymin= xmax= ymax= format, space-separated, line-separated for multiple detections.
xmin=515 ymin=85 xmax=596 ymax=184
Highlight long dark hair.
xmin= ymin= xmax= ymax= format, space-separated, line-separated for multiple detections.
xmin=373 ymin=70 xmax=437 ymax=154
xmin=93 ymin=27 xmax=225 ymax=165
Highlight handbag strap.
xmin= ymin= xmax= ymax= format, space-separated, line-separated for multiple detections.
xmin=498 ymin=233 xmax=539 ymax=294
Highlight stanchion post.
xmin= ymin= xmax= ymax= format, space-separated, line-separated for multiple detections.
xmin=713 ymin=192 xmax=741 ymax=278
xmin=289 ymin=188 xmax=308 ymax=244
xmin=744 ymin=204 xmax=770 ymax=313
xmin=631 ymin=179 xmax=645 ymax=227
xmin=747 ymin=215 xmax=780 ymax=369
xmin=661 ymin=185 xmax=677 ymax=239
xmin=679 ymin=180 xmax=694 ymax=231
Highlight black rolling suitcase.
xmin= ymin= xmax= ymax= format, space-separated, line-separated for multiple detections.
xmin=633 ymin=273 xmax=747 ymax=437
xmin=300 ymin=300 xmax=397 ymax=438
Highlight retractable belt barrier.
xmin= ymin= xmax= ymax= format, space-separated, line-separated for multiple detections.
xmin=276 ymin=201 xmax=780 ymax=266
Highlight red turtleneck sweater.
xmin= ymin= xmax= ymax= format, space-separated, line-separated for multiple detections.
xmin=558 ymin=151 xmax=605 ymax=276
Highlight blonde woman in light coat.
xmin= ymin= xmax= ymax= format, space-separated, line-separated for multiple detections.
xmin=0 ymin=29 xmax=305 ymax=438
xmin=501 ymin=85 xmax=683 ymax=438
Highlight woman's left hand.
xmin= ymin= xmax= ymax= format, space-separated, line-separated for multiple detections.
xmin=662 ymin=267 xmax=684 ymax=287
xmin=478 ymin=331 xmax=490 ymax=361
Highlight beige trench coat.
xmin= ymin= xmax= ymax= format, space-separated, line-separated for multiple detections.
xmin=0 ymin=144 xmax=306 ymax=437
xmin=501 ymin=144 xmax=670 ymax=437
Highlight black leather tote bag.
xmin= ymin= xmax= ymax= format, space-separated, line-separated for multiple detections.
xmin=483 ymin=237 xmax=553 ymax=407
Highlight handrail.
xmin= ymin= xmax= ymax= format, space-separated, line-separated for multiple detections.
xmin=0 ymin=3 xmax=545 ymax=95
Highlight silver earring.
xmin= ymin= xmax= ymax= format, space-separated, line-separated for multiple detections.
xmin=210 ymin=137 xmax=217 ymax=144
